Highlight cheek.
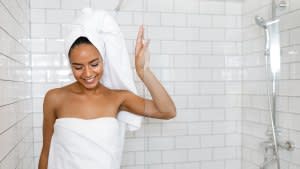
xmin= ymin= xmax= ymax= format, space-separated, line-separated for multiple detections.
xmin=93 ymin=65 xmax=103 ymax=74
xmin=71 ymin=69 xmax=82 ymax=78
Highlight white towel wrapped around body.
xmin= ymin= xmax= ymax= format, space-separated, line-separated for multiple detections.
xmin=48 ymin=117 xmax=125 ymax=169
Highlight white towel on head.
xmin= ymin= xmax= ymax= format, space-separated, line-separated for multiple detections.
xmin=65 ymin=8 xmax=143 ymax=131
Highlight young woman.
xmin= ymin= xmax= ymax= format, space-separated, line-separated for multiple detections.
xmin=38 ymin=25 xmax=176 ymax=169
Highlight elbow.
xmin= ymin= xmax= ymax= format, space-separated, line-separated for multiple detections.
xmin=162 ymin=108 xmax=177 ymax=120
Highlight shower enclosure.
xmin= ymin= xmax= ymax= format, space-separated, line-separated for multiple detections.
xmin=1 ymin=0 xmax=300 ymax=169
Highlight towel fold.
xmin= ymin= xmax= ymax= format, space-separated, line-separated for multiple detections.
xmin=64 ymin=8 xmax=143 ymax=131
xmin=48 ymin=117 xmax=125 ymax=169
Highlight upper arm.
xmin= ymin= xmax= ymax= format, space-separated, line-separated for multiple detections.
xmin=41 ymin=89 xmax=58 ymax=156
xmin=119 ymin=90 xmax=169 ymax=119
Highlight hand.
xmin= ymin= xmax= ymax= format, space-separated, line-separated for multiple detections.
xmin=135 ymin=25 xmax=150 ymax=80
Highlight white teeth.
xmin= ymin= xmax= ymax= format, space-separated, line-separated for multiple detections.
xmin=84 ymin=76 xmax=96 ymax=83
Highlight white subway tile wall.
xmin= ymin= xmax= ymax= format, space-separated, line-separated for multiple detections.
xmin=242 ymin=0 xmax=300 ymax=168
xmin=30 ymin=0 xmax=243 ymax=169
xmin=0 ymin=0 xmax=33 ymax=169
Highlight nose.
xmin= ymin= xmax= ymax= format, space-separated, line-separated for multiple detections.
xmin=82 ymin=66 xmax=92 ymax=77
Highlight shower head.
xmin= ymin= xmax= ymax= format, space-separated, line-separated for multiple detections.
xmin=255 ymin=16 xmax=267 ymax=28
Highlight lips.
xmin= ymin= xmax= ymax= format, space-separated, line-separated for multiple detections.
xmin=82 ymin=75 xmax=97 ymax=84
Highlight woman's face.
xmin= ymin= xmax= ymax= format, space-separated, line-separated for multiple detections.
xmin=69 ymin=43 xmax=103 ymax=89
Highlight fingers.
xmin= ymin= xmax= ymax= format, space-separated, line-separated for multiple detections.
xmin=135 ymin=25 xmax=144 ymax=54
xmin=136 ymin=25 xmax=144 ymax=43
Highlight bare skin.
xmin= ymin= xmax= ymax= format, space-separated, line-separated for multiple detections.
xmin=38 ymin=26 xmax=176 ymax=169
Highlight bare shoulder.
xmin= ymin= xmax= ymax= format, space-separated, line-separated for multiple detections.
xmin=43 ymin=84 xmax=71 ymax=107
xmin=44 ymin=88 xmax=63 ymax=102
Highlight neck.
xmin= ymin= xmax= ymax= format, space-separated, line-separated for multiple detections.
xmin=75 ymin=82 xmax=104 ymax=95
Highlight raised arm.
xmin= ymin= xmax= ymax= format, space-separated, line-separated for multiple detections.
xmin=38 ymin=89 xmax=57 ymax=169
xmin=133 ymin=25 xmax=176 ymax=119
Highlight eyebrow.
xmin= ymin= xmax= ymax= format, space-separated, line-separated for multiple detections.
xmin=71 ymin=58 xmax=100 ymax=66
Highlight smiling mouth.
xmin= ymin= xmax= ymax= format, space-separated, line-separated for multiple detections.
xmin=83 ymin=76 xmax=97 ymax=83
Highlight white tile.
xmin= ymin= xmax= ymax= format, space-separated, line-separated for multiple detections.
xmin=124 ymin=138 xmax=145 ymax=151
xmin=162 ymin=123 xmax=187 ymax=136
xmin=121 ymin=152 xmax=135 ymax=165
xmin=147 ymin=164 xmax=174 ymax=169
xmin=213 ymin=121 xmax=237 ymax=134
xmin=31 ymin=9 xmax=45 ymax=23
xmin=174 ymin=82 xmax=199 ymax=95
xmin=149 ymin=54 xmax=172 ymax=68
xmin=61 ymin=0 xmax=90 ymax=9
xmin=175 ymin=163 xmax=199 ymax=169
xmin=200 ymin=28 xmax=225 ymax=41
xmin=214 ymin=147 xmax=236 ymax=160
xmin=290 ymin=0 xmax=300 ymax=11
xmin=172 ymin=96 xmax=188 ymax=109
xmin=225 ymin=1 xmax=242 ymax=15
xmin=161 ymin=13 xmax=186 ymax=26
xmin=30 ymin=0 xmax=60 ymax=8
xmin=187 ymin=14 xmax=212 ymax=27
xmin=289 ymin=97 xmax=300 ymax=114
xmin=31 ymin=24 xmax=60 ymax=38
xmin=213 ymin=15 xmax=238 ymax=28
xmin=31 ymin=54 xmax=61 ymax=67
xmin=91 ymin=0 xmax=119 ymax=10
xmin=225 ymin=29 xmax=242 ymax=41
xmin=187 ymin=41 xmax=211 ymax=55
xmin=280 ymin=10 xmax=300 ymax=30
xmin=133 ymin=12 xmax=144 ymax=25
xmin=213 ymin=42 xmax=241 ymax=55
xmin=201 ymin=135 xmax=224 ymax=147
xmin=148 ymin=27 xmax=173 ymax=40
xmin=176 ymin=136 xmax=200 ymax=148
xmin=174 ymin=0 xmax=199 ymax=13
xmin=147 ymin=0 xmax=173 ymax=12
xmin=161 ymin=41 xmax=186 ymax=54
xmin=198 ymin=82 xmax=224 ymax=95
xmin=225 ymin=108 xmax=241 ymax=121
xmin=144 ymin=13 xmax=161 ymax=26
xmin=188 ymin=96 xmax=212 ymax=108
xmin=174 ymin=55 xmax=199 ymax=68
xmin=225 ymin=55 xmax=242 ymax=68
xmin=174 ymin=27 xmax=199 ymax=41
xmin=115 ymin=12 xmax=133 ymax=25
xmin=162 ymin=150 xmax=187 ymax=163
xmin=174 ymin=109 xmax=200 ymax=122
xmin=200 ymin=109 xmax=225 ymax=121
xmin=187 ymin=68 xmax=213 ymax=81
xmin=290 ymin=63 xmax=300 ymax=79
xmin=188 ymin=122 xmax=212 ymax=135
xmin=46 ymin=39 xmax=65 ymax=53
xmin=46 ymin=9 xmax=75 ymax=24
xmin=33 ymin=113 xmax=42 ymax=127
xmin=225 ymin=82 xmax=241 ymax=94
xmin=199 ymin=1 xmax=225 ymax=14
xmin=148 ymin=137 xmax=174 ymax=150
xmin=136 ymin=151 xmax=162 ymax=165
xmin=188 ymin=148 xmax=212 ymax=161
xmin=121 ymin=0 xmax=144 ymax=11
xmin=200 ymin=55 xmax=225 ymax=68
xmin=201 ymin=161 xmax=224 ymax=169
xmin=225 ymin=134 xmax=241 ymax=146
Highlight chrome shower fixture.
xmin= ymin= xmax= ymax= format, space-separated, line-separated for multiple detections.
xmin=255 ymin=16 xmax=267 ymax=28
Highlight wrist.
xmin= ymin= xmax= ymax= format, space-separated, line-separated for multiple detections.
xmin=137 ymin=68 xmax=150 ymax=80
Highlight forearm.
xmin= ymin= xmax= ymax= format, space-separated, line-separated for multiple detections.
xmin=38 ymin=151 xmax=48 ymax=169
xmin=139 ymin=68 xmax=176 ymax=117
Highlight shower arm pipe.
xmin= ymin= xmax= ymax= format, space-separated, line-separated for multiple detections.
xmin=114 ymin=0 xmax=125 ymax=12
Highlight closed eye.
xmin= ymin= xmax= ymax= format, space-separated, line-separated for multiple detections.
xmin=73 ymin=66 xmax=83 ymax=70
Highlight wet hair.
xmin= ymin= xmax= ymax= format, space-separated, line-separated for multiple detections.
xmin=68 ymin=36 xmax=92 ymax=57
